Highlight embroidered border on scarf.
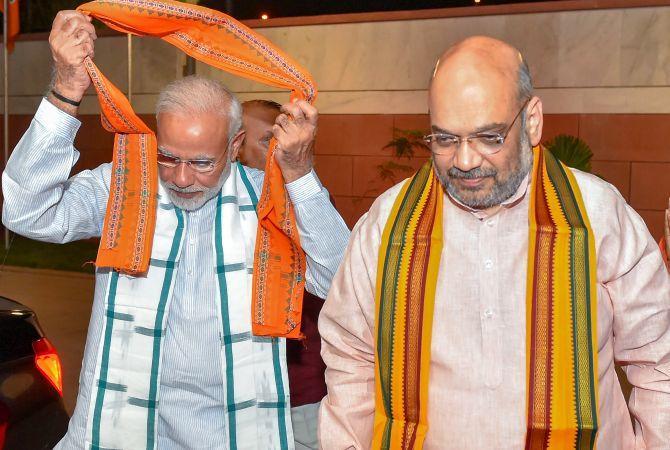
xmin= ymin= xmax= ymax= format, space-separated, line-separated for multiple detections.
xmin=79 ymin=1 xmax=315 ymax=339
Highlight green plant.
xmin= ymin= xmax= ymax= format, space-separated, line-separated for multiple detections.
xmin=543 ymin=134 xmax=594 ymax=173
xmin=382 ymin=128 xmax=429 ymax=159
xmin=374 ymin=128 xmax=430 ymax=186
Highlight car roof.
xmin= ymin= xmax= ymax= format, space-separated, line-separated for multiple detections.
xmin=0 ymin=296 xmax=34 ymax=314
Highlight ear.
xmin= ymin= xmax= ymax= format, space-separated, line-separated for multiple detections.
xmin=525 ymin=96 xmax=544 ymax=147
xmin=229 ymin=129 xmax=245 ymax=161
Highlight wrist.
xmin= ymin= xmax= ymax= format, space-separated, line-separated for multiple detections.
xmin=47 ymin=82 xmax=84 ymax=117
xmin=51 ymin=81 xmax=86 ymax=103
xmin=281 ymin=166 xmax=311 ymax=184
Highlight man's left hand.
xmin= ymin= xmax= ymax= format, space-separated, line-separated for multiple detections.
xmin=273 ymin=100 xmax=317 ymax=183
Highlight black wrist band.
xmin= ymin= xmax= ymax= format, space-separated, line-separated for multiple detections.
xmin=51 ymin=89 xmax=81 ymax=107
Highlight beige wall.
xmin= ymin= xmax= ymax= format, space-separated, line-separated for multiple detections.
xmin=1 ymin=4 xmax=669 ymax=234
xmin=2 ymin=5 xmax=670 ymax=115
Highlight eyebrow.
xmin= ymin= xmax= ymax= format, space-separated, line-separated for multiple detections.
xmin=157 ymin=147 xmax=215 ymax=161
xmin=157 ymin=146 xmax=175 ymax=157
xmin=431 ymin=122 xmax=508 ymax=135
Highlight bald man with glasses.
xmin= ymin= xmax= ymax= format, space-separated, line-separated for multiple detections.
xmin=319 ymin=36 xmax=670 ymax=449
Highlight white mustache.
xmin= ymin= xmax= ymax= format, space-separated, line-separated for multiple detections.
xmin=164 ymin=183 xmax=205 ymax=194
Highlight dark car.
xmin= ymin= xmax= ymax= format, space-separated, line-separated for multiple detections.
xmin=0 ymin=296 xmax=69 ymax=449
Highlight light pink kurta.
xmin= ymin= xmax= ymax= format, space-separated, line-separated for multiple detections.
xmin=319 ymin=168 xmax=670 ymax=450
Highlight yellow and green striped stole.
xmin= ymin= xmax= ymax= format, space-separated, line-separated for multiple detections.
xmin=373 ymin=147 xmax=599 ymax=449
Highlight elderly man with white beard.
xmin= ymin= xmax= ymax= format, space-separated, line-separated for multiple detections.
xmin=1 ymin=10 xmax=349 ymax=449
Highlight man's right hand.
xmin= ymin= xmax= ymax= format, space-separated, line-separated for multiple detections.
xmin=48 ymin=10 xmax=97 ymax=104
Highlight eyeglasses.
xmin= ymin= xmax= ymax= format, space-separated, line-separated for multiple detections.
xmin=423 ymin=98 xmax=530 ymax=156
xmin=156 ymin=149 xmax=221 ymax=173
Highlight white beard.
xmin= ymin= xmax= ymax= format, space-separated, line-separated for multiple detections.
xmin=160 ymin=158 xmax=231 ymax=211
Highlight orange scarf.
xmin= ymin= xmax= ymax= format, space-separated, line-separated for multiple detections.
xmin=77 ymin=0 xmax=317 ymax=338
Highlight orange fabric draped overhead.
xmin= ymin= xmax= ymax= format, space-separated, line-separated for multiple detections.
xmin=77 ymin=0 xmax=317 ymax=339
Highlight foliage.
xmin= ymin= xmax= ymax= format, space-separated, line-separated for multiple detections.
xmin=382 ymin=127 xmax=430 ymax=159
xmin=374 ymin=127 xmax=430 ymax=186
xmin=543 ymin=134 xmax=594 ymax=173
xmin=376 ymin=160 xmax=415 ymax=185
xmin=1 ymin=234 xmax=97 ymax=273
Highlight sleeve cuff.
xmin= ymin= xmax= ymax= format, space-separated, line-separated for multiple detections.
xmin=35 ymin=97 xmax=81 ymax=141
xmin=285 ymin=169 xmax=324 ymax=204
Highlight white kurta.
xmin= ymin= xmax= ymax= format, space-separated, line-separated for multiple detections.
xmin=2 ymin=99 xmax=351 ymax=449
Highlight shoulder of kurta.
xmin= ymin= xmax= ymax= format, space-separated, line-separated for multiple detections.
xmin=344 ymin=179 xmax=410 ymax=269
xmin=568 ymin=167 xmax=629 ymax=235
xmin=568 ymin=167 xmax=659 ymax=273
xmin=352 ymin=178 xmax=409 ymax=235
xmin=569 ymin=167 xmax=627 ymax=208
xmin=569 ymin=168 xmax=635 ymax=227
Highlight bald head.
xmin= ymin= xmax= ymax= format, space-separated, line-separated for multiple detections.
xmin=430 ymin=36 xmax=531 ymax=113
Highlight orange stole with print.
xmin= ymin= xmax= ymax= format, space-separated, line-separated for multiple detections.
xmin=373 ymin=147 xmax=599 ymax=449
xmin=78 ymin=0 xmax=317 ymax=338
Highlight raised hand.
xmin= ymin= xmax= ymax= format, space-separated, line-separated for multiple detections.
xmin=48 ymin=10 xmax=97 ymax=112
xmin=272 ymin=100 xmax=318 ymax=183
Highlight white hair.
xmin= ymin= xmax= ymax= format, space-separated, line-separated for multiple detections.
xmin=517 ymin=56 xmax=533 ymax=102
xmin=155 ymin=75 xmax=242 ymax=140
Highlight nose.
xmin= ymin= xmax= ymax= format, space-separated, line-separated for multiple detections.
xmin=173 ymin=162 xmax=196 ymax=188
xmin=452 ymin=139 xmax=484 ymax=173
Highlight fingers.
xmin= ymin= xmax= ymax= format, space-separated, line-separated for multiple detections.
xmin=280 ymin=100 xmax=318 ymax=125
xmin=51 ymin=11 xmax=97 ymax=54
xmin=281 ymin=102 xmax=306 ymax=125
xmin=61 ymin=18 xmax=96 ymax=39
xmin=272 ymin=100 xmax=318 ymax=157
xmin=275 ymin=112 xmax=297 ymax=133
xmin=271 ymin=123 xmax=290 ymax=148
xmin=81 ymin=41 xmax=95 ymax=60
xmin=52 ymin=10 xmax=90 ymax=29
xmin=50 ymin=12 xmax=96 ymax=65
xmin=55 ymin=11 xmax=96 ymax=38
xmin=275 ymin=100 xmax=318 ymax=134
xmin=296 ymin=100 xmax=318 ymax=124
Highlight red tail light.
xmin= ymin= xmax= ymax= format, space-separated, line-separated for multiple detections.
xmin=32 ymin=338 xmax=63 ymax=396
